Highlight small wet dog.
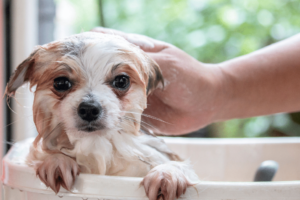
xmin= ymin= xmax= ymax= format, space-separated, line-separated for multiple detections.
xmin=6 ymin=32 xmax=197 ymax=200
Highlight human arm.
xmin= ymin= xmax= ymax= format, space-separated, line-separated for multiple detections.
xmin=217 ymin=33 xmax=300 ymax=121
xmin=92 ymin=28 xmax=300 ymax=135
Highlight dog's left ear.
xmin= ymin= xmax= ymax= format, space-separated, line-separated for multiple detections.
xmin=146 ymin=57 xmax=164 ymax=95
xmin=5 ymin=48 xmax=41 ymax=97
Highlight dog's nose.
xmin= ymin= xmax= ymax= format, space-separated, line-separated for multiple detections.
xmin=77 ymin=101 xmax=102 ymax=122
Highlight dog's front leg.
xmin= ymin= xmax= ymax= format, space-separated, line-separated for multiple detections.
xmin=36 ymin=154 xmax=80 ymax=193
xmin=141 ymin=161 xmax=197 ymax=200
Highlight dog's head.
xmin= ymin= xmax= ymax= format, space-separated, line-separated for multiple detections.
xmin=6 ymin=32 xmax=163 ymax=152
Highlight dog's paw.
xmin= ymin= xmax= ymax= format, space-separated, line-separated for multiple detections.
xmin=36 ymin=154 xmax=80 ymax=193
xmin=141 ymin=164 xmax=192 ymax=200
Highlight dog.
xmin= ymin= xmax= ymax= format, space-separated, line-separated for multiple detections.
xmin=5 ymin=32 xmax=198 ymax=200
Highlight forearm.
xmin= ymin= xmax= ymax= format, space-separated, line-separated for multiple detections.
xmin=214 ymin=34 xmax=300 ymax=121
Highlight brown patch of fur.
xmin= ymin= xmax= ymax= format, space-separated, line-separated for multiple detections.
xmin=32 ymin=100 xmax=74 ymax=153
xmin=32 ymin=105 xmax=52 ymax=148
xmin=6 ymin=37 xmax=85 ymax=96
xmin=42 ymin=123 xmax=63 ymax=153
xmin=56 ymin=131 xmax=74 ymax=151
xmin=165 ymin=152 xmax=183 ymax=162
xmin=106 ymin=64 xmax=144 ymax=109
xmin=114 ymin=47 xmax=164 ymax=96
xmin=35 ymin=60 xmax=84 ymax=101
xmin=128 ymin=49 xmax=164 ymax=95
xmin=6 ymin=49 xmax=39 ymax=96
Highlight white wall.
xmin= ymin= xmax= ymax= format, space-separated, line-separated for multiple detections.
xmin=11 ymin=0 xmax=38 ymax=142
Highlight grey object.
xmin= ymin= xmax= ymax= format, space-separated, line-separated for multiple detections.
xmin=254 ymin=160 xmax=279 ymax=181
xmin=38 ymin=0 xmax=56 ymax=45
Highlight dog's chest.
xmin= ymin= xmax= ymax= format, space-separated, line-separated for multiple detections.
xmin=106 ymin=152 xmax=152 ymax=177
xmin=62 ymin=134 xmax=171 ymax=176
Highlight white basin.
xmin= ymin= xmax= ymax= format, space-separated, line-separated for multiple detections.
xmin=2 ymin=137 xmax=300 ymax=200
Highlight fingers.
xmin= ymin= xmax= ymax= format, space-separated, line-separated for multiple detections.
xmin=91 ymin=27 xmax=169 ymax=52
xmin=126 ymin=34 xmax=156 ymax=51
xmin=91 ymin=27 xmax=128 ymax=38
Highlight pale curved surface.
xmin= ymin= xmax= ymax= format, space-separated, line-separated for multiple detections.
xmin=2 ymin=137 xmax=300 ymax=200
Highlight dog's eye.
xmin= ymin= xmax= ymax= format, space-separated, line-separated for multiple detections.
xmin=112 ymin=75 xmax=130 ymax=90
xmin=53 ymin=77 xmax=72 ymax=92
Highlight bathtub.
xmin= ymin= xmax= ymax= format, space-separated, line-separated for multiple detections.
xmin=2 ymin=137 xmax=300 ymax=200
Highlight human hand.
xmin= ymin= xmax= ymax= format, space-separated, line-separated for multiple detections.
xmin=92 ymin=27 xmax=224 ymax=135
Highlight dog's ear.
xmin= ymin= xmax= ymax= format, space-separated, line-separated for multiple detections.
xmin=146 ymin=57 xmax=164 ymax=95
xmin=5 ymin=48 xmax=41 ymax=97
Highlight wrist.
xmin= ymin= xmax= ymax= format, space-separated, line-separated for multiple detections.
xmin=204 ymin=62 xmax=233 ymax=123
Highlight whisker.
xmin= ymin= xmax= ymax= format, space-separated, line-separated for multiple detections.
xmin=121 ymin=111 xmax=171 ymax=124
xmin=6 ymin=97 xmax=18 ymax=114
xmin=122 ymin=116 xmax=156 ymax=129
xmin=4 ymin=115 xmax=54 ymax=128
xmin=5 ymin=97 xmax=63 ymax=117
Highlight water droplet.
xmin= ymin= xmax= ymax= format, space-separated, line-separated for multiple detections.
xmin=58 ymin=194 xmax=64 ymax=198
xmin=82 ymin=198 xmax=88 ymax=200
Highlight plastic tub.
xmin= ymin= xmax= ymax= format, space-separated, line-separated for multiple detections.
xmin=2 ymin=137 xmax=300 ymax=200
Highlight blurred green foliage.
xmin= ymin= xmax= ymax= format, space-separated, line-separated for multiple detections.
xmin=56 ymin=0 xmax=300 ymax=137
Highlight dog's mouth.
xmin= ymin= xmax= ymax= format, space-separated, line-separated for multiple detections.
xmin=77 ymin=122 xmax=105 ymax=132
xmin=79 ymin=126 xmax=97 ymax=132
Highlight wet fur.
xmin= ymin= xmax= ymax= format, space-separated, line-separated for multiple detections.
xmin=6 ymin=32 xmax=198 ymax=199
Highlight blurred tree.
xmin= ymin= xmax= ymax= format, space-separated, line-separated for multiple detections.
xmin=55 ymin=0 xmax=300 ymax=137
